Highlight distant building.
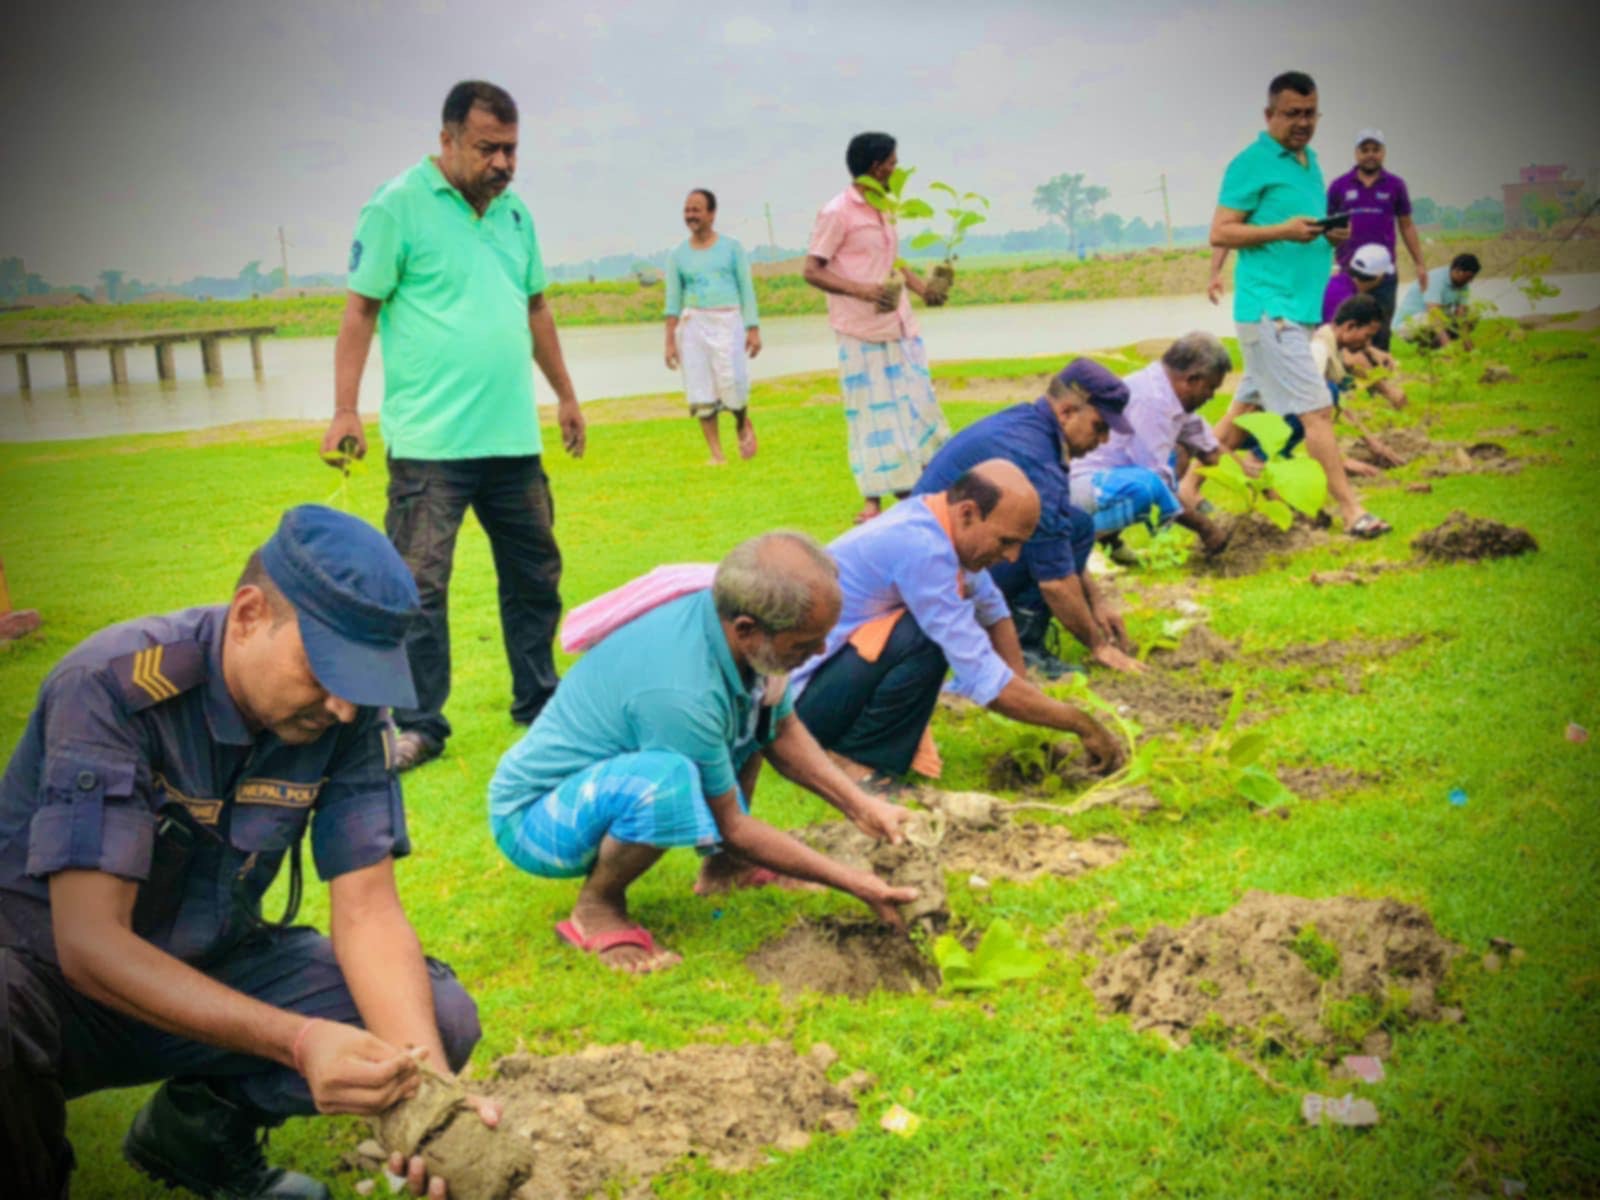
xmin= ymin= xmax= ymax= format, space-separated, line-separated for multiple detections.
xmin=1503 ymin=164 xmax=1585 ymax=231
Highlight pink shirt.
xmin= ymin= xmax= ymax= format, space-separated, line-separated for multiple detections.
xmin=808 ymin=186 xmax=920 ymax=343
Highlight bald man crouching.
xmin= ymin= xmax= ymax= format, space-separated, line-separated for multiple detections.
xmin=488 ymin=533 xmax=917 ymax=973
xmin=791 ymin=461 xmax=1124 ymax=787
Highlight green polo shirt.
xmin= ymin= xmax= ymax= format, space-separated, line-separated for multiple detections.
xmin=1219 ymin=131 xmax=1331 ymax=326
xmin=347 ymin=158 xmax=547 ymax=460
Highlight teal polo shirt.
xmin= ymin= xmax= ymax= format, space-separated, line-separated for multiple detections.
xmin=1219 ymin=132 xmax=1332 ymax=326
xmin=488 ymin=591 xmax=794 ymax=818
xmin=347 ymin=157 xmax=547 ymax=460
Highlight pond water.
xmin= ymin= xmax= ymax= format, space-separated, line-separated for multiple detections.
xmin=2 ymin=272 xmax=1595 ymax=443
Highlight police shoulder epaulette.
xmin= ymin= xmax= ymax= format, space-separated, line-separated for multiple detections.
xmin=110 ymin=639 xmax=207 ymax=711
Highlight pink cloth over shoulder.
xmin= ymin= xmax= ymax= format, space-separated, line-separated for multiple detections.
xmin=560 ymin=563 xmax=718 ymax=653
xmin=808 ymin=186 xmax=920 ymax=343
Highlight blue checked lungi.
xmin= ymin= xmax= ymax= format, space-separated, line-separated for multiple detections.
xmin=837 ymin=333 xmax=950 ymax=498
xmin=1068 ymin=465 xmax=1182 ymax=536
xmin=490 ymin=750 xmax=752 ymax=878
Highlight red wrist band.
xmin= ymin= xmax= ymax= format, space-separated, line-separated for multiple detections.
xmin=291 ymin=1018 xmax=320 ymax=1076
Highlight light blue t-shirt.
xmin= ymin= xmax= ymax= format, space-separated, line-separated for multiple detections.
xmin=1395 ymin=273 xmax=1472 ymax=326
xmin=489 ymin=591 xmax=793 ymax=818
xmin=664 ymin=235 xmax=759 ymax=327
xmin=1219 ymin=131 xmax=1332 ymax=326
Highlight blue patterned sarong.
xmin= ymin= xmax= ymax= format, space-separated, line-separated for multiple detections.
xmin=837 ymin=333 xmax=950 ymax=498
xmin=1068 ymin=465 xmax=1181 ymax=536
xmin=490 ymin=751 xmax=750 ymax=878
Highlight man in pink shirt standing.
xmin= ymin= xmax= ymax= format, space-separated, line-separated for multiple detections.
xmin=804 ymin=132 xmax=950 ymax=524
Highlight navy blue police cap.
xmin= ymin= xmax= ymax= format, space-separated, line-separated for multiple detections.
xmin=259 ymin=505 xmax=420 ymax=709
xmin=1055 ymin=358 xmax=1133 ymax=435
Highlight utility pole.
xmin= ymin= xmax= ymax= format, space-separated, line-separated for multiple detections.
xmin=1143 ymin=175 xmax=1175 ymax=247
xmin=1159 ymin=174 xmax=1173 ymax=247
xmin=764 ymin=202 xmax=777 ymax=253
xmin=278 ymin=225 xmax=290 ymax=294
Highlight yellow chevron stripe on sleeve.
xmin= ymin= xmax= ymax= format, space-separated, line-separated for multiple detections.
xmin=132 ymin=646 xmax=179 ymax=702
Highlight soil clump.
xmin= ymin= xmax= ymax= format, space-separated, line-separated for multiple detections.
xmin=1344 ymin=426 xmax=1442 ymax=467
xmin=1276 ymin=764 xmax=1384 ymax=799
xmin=1413 ymin=511 xmax=1538 ymax=562
xmin=368 ymin=1041 xmax=864 ymax=1200
xmin=1089 ymin=671 xmax=1236 ymax=735
xmin=375 ymin=1069 xmax=536 ymax=1199
xmin=1195 ymin=514 xmax=1327 ymax=578
xmin=1088 ymin=891 xmax=1461 ymax=1057
xmin=1147 ymin=623 xmax=1238 ymax=669
xmin=1421 ymin=441 xmax=1528 ymax=478
xmin=746 ymin=917 xmax=940 ymax=999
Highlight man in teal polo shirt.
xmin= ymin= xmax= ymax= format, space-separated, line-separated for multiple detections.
xmin=490 ymin=532 xmax=918 ymax=974
xmin=320 ymin=80 xmax=587 ymax=769
xmin=1208 ymin=71 xmax=1390 ymax=540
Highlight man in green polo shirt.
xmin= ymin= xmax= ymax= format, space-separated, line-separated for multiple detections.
xmin=1207 ymin=70 xmax=1390 ymax=540
xmin=320 ymin=80 xmax=587 ymax=769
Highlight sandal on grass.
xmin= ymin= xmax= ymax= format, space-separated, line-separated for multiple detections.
xmin=1348 ymin=513 xmax=1392 ymax=540
xmin=555 ymin=919 xmax=671 ymax=969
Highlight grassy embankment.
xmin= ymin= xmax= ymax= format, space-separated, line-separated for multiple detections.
xmin=2 ymin=328 xmax=1598 ymax=1197
xmin=3 ymin=234 xmax=1592 ymax=343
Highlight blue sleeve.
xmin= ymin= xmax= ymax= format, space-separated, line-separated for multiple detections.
xmin=664 ymin=246 xmax=684 ymax=317
xmin=627 ymin=688 xmax=737 ymax=797
xmin=732 ymin=240 xmax=759 ymax=327
xmin=347 ymin=201 xmax=405 ymax=301
xmin=24 ymin=667 xmax=156 ymax=884
xmin=310 ymin=710 xmax=409 ymax=880
xmin=1218 ymin=150 xmax=1262 ymax=214
xmin=970 ymin=569 xmax=1011 ymax=628
xmin=893 ymin=544 xmax=1013 ymax=705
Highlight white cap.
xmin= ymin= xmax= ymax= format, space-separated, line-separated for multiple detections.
xmin=1350 ymin=243 xmax=1395 ymax=277
xmin=1354 ymin=128 xmax=1385 ymax=147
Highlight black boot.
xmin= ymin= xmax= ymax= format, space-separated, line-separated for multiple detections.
xmin=123 ymin=1079 xmax=329 ymax=1200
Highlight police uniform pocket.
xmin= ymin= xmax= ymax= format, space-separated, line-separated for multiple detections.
xmin=27 ymin=758 xmax=149 ymax=880
xmin=227 ymin=805 xmax=309 ymax=855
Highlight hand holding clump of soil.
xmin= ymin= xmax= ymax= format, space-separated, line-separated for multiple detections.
xmin=375 ymin=1062 xmax=531 ymax=1200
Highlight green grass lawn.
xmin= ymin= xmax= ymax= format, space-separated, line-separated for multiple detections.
xmin=2 ymin=331 xmax=1598 ymax=1198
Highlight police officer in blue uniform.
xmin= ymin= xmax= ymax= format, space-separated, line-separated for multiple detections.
xmin=0 ymin=506 xmax=497 ymax=1199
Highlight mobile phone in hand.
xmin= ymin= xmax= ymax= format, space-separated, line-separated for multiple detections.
xmin=1312 ymin=212 xmax=1352 ymax=232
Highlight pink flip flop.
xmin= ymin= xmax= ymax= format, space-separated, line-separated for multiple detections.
xmin=555 ymin=918 xmax=661 ymax=960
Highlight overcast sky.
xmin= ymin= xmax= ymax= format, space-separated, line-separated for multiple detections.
xmin=4 ymin=0 xmax=1596 ymax=285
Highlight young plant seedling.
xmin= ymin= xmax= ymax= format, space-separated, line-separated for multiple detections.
xmin=855 ymin=166 xmax=935 ymax=311
xmin=907 ymin=182 xmax=990 ymax=306
xmin=932 ymin=918 xmax=1046 ymax=993
xmin=320 ymin=434 xmax=368 ymax=510
xmin=1197 ymin=413 xmax=1327 ymax=531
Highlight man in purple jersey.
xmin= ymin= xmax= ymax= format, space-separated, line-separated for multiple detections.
xmin=1326 ymin=129 xmax=1428 ymax=351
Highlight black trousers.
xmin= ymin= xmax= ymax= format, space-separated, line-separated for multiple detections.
xmin=0 ymin=929 xmax=479 ymax=1199
xmin=385 ymin=455 xmax=563 ymax=743
xmin=795 ymin=613 xmax=948 ymax=776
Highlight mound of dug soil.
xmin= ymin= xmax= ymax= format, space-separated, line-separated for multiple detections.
xmin=1090 ymin=671 xmax=1236 ymax=735
xmin=1421 ymin=441 xmax=1528 ymax=478
xmin=802 ymin=802 xmax=1127 ymax=889
xmin=1147 ymin=623 xmax=1238 ymax=669
xmin=1196 ymin=514 xmax=1327 ymax=578
xmin=1088 ymin=891 xmax=1461 ymax=1056
xmin=1276 ymin=764 xmax=1384 ymax=800
xmin=746 ymin=917 xmax=940 ymax=999
xmin=1413 ymin=511 xmax=1538 ymax=562
xmin=1345 ymin=426 xmax=1444 ymax=468
xmin=376 ymin=1041 xmax=864 ymax=1200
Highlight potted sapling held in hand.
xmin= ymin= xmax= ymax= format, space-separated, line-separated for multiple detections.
xmin=855 ymin=165 xmax=934 ymax=312
xmin=909 ymin=183 xmax=990 ymax=306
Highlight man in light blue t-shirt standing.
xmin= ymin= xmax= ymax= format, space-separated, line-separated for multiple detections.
xmin=1208 ymin=70 xmax=1390 ymax=540
xmin=663 ymin=188 xmax=762 ymax=465
xmin=320 ymin=81 xmax=587 ymax=771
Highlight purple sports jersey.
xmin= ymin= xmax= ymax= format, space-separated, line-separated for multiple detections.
xmin=1326 ymin=168 xmax=1411 ymax=270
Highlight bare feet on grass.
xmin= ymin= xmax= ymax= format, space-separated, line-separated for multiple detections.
xmin=736 ymin=415 xmax=758 ymax=460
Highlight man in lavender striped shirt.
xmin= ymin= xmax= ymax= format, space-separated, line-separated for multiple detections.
xmin=1068 ymin=334 xmax=1235 ymax=555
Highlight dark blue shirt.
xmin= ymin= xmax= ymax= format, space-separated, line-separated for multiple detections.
xmin=914 ymin=397 xmax=1088 ymax=583
xmin=0 ymin=605 xmax=408 ymax=965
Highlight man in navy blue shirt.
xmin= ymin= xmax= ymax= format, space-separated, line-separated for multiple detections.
xmin=0 ymin=507 xmax=494 ymax=1200
xmin=914 ymin=359 xmax=1146 ymax=677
